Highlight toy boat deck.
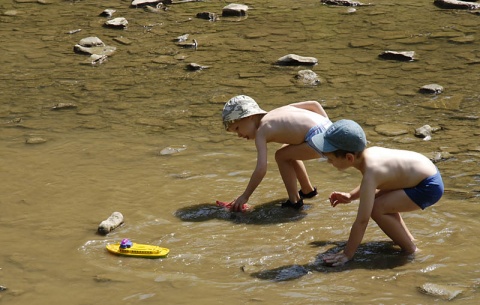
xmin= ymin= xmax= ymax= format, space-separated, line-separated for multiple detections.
xmin=106 ymin=239 xmax=169 ymax=258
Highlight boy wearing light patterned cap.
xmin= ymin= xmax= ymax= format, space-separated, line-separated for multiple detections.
xmin=221 ymin=95 xmax=332 ymax=211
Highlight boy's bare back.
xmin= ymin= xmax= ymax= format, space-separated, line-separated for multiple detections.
xmin=362 ymin=146 xmax=438 ymax=190
xmin=257 ymin=104 xmax=329 ymax=145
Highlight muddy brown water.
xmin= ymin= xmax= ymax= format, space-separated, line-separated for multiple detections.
xmin=1 ymin=0 xmax=479 ymax=304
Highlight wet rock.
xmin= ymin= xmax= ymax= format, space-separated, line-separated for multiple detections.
xmin=417 ymin=282 xmax=463 ymax=300
xmin=104 ymin=17 xmax=128 ymax=29
xmin=66 ymin=29 xmax=82 ymax=35
xmin=222 ymin=3 xmax=249 ymax=16
xmin=78 ymin=37 xmax=105 ymax=47
xmin=196 ymin=12 xmax=218 ymax=21
xmin=186 ymin=63 xmax=210 ymax=71
xmin=174 ymin=34 xmax=189 ymax=42
xmin=378 ymin=50 xmax=415 ymax=61
xmin=80 ymin=54 xmax=108 ymax=66
xmin=51 ymin=103 xmax=77 ymax=110
xmin=321 ymin=0 xmax=371 ymax=6
xmin=97 ymin=212 xmax=124 ymax=235
xmin=99 ymin=9 xmax=116 ymax=17
xmin=159 ymin=146 xmax=187 ymax=155
xmin=74 ymin=45 xmax=116 ymax=56
xmin=375 ymin=123 xmax=409 ymax=136
xmin=276 ymin=54 xmax=318 ymax=66
xmin=3 ymin=10 xmax=18 ymax=16
xmin=52 ymin=103 xmax=77 ymax=110
xmin=430 ymin=151 xmax=453 ymax=163
xmin=414 ymin=124 xmax=441 ymax=141
xmin=113 ymin=36 xmax=132 ymax=45
xmin=419 ymin=84 xmax=444 ymax=94
xmin=177 ymin=39 xmax=198 ymax=49
xmin=25 ymin=137 xmax=47 ymax=144
xmin=449 ymin=35 xmax=475 ymax=44
xmin=434 ymin=0 xmax=480 ymax=10
xmin=3 ymin=117 xmax=22 ymax=124
xmin=144 ymin=4 xmax=168 ymax=13
xmin=131 ymin=0 xmax=163 ymax=7
xmin=293 ymin=69 xmax=321 ymax=86
xmin=0 ymin=285 xmax=6 ymax=291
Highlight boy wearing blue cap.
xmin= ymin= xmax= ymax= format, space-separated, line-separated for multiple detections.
xmin=221 ymin=95 xmax=332 ymax=211
xmin=308 ymin=119 xmax=444 ymax=266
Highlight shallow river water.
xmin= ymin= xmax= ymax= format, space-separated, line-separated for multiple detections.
xmin=1 ymin=0 xmax=479 ymax=304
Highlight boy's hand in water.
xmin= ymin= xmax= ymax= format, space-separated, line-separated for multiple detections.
xmin=323 ymin=252 xmax=350 ymax=266
xmin=329 ymin=191 xmax=352 ymax=207
xmin=216 ymin=198 xmax=249 ymax=212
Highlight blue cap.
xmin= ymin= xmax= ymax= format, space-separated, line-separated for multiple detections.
xmin=309 ymin=119 xmax=366 ymax=153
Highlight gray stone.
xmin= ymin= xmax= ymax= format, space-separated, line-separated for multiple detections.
xmin=419 ymin=84 xmax=444 ymax=94
xmin=321 ymin=0 xmax=371 ymax=6
xmin=222 ymin=3 xmax=249 ymax=16
xmin=434 ymin=0 xmax=480 ymax=10
xmin=379 ymin=50 xmax=415 ymax=61
xmin=104 ymin=17 xmax=128 ymax=29
xmin=98 ymin=212 xmax=124 ymax=235
xmin=276 ymin=54 xmax=318 ymax=66
xmin=78 ymin=37 xmax=104 ymax=47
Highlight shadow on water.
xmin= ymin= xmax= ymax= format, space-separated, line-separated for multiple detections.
xmin=174 ymin=200 xmax=308 ymax=224
xmin=250 ymin=241 xmax=412 ymax=282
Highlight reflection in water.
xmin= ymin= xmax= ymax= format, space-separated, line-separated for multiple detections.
xmin=251 ymin=241 xmax=411 ymax=282
xmin=174 ymin=200 xmax=307 ymax=224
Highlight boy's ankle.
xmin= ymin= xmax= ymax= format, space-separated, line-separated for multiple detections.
xmin=299 ymin=187 xmax=317 ymax=199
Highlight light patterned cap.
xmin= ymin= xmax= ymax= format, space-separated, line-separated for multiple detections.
xmin=222 ymin=95 xmax=267 ymax=129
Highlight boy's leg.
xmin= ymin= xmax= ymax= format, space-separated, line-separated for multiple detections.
xmin=292 ymin=160 xmax=316 ymax=195
xmin=275 ymin=143 xmax=319 ymax=203
xmin=370 ymin=190 xmax=421 ymax=254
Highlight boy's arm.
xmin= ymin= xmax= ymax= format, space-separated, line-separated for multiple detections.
xmin=324 ymin=176 xmax=376 ymax=265
xmin=230 ymin=136 xmax=268 ymax=211
xmin=289 ymin=101 xmax=329 ymax=119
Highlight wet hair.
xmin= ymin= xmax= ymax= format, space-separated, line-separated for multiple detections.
xmin=333 ymin=149 xmax=362 ymax=159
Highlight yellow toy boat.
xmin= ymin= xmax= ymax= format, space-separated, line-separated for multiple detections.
xmin=106 ymin=239 xmax=169 ymax=258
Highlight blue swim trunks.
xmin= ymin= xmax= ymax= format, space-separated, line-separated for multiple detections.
xmin=404 ymin=170 xmax=444 ymax=210
xmin=304 ymin=118 xmax=332 ymax=142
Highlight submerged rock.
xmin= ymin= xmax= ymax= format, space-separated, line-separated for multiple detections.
xmin=159 ymin=146 xmax=187 ymax=155
xmin=25 ymin=137 xmax=47 ymax=144
xmin=417 ymin=282 xmax=463 ymax=300
xmin=74 ymin=45 xmax=116 ymax=56
xmin=414 ymin=124 xmax=442 ymax=141
xmin=294 ymin=69 xmax=321 ymax=86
